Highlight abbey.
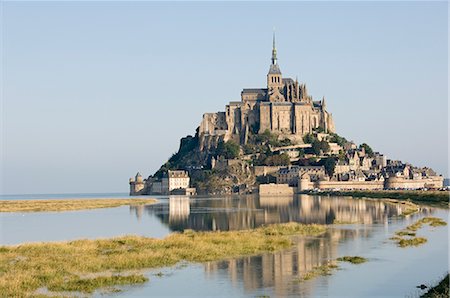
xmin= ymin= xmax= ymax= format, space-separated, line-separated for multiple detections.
xmin=199 ymin=34 xmax=335 ymax=148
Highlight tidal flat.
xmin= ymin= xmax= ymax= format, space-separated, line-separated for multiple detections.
xmin=0 ymin=222 xmax=326 ymax=296
xmin=0 ymin=198 xmax=157 ymax=212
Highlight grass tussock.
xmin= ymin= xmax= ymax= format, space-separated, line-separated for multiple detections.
xmin=392 ymin=217 xmax=447 ymax=248
xmin=336 ymin=256 xmax=367 ymax=264
xmin=300 ymin=262 xmax=339 ymax=281
xmin=0 ymin=198 xmax=157 ymax=212
xmin=397 ymin=237 xmax=427 ymax=248
xmin=421 ymin=273 xmax=449 ymax=298
xmin=0 ymin=222 xmax=326 ymax=296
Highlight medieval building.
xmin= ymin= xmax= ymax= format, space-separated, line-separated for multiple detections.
xmin=199 ymin=34 xmax=335 ymax=149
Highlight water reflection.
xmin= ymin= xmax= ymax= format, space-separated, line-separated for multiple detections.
xmin=135 ymin=194 xmax=430 ymax=232
xmin=204 ymin=229 xmax=363 ymax=297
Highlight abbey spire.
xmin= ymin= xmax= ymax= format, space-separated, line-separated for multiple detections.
xmin=267 ymin=32 xmax=283 ymax=97
xmin=272 ymin=31 xmax=277 ymax=65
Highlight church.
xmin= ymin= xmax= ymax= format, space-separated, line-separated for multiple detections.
xmin=199 ymin=34 xmax=335 ymax=149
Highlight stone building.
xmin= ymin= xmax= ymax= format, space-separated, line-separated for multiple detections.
xmin=129 ymin=170 xmax=191 ymax=195
xmin=199 ymin=34 xmax=335 ymax=149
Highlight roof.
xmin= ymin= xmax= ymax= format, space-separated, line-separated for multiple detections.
xmin=282 ymin=78 xmax=295 ymax=84
xmin=268 ymin=63 xmax=281 ymax=74
xmin=242 ymin=88 xmax=267 ymax=94
xmin=168 ymin=170 xmax=189 ymax=178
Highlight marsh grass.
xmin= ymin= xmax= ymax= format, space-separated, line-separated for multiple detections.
xmin=391 ymin=217 xmax=447 ymax=248
xmin=300 ymin=262 xmax=339 ymax=281
xmin=304 ymin=190 xmax=450 ymax=208
xmin=0 ymin=222 xmax=326 ymax=296
xmin=421 ymin=273 xmax=449 ymax=298
xmin=0 ymin=198 xmax=157 ymax=212
xmin=336 ymin=256 xmax=367 ymax=264
xmin=397 ymin=237 xmax=427 ymax=248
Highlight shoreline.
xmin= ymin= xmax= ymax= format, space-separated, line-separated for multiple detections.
xmin=0 ymin=198 xmax=158 ymax=212
xmin=421 ymin=273 xmax=449 ymax=297
xmin=299 ymin=190 xmax=449 ymax=208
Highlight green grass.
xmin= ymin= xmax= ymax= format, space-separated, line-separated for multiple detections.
xmin=0 ymin=222 xmax=326 ymax=296
xmin=0 ymin=198 xmax=157 ymax=212
xmin=395 ymin=231 xmax=416 ymax=237
xmin=299 ymin=262 xmax=339 ymax=281
xmin=302 ymin=190 xmax=449 ymax=208
xmin=397 ymin=237 xmax=428 ymax=248
xmin=336 ymin=256 xmax=367 ymax=264
xmin=421 ymin=273 xmax=449 ymax=298
xmin=391 ymin=217 xmax=447 ymax=248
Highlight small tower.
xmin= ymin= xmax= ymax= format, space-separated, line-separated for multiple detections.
xmin=129 ymin=172 xmax=145 ymax=195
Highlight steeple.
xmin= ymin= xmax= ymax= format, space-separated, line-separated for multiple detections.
xmin=272 ymin=31 xmax=277 ymax=65
xmin=267 ymin=30 xmax=283 ymax=101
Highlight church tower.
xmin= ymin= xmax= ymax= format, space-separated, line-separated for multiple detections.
xmin=267 ymin=32 xmax=284 ymax=102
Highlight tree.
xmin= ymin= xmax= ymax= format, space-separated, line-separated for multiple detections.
xmin=303 ymin=133 xmax=316 ymax=144
xmin=312 ymin=139 xmax=330 ymax=155
xmin=217 ymin=140 xmax=240 ymax=159
xmin=359 ymin=143 xmax=374 ymax=157
xmin=329 ymin=133 xmax=348 ymax=147
xmin=264 ymin=153 xmax=290 ymax=166
xmin=323 ymin=157 xmax=337 ymax=177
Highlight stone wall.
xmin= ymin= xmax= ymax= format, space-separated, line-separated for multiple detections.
xmin=315 ymin=180 xmax=384 ymax=190
xmin=259 ymin=183 xmax=294 ymax=196
xmin=254 ymin=166 xmax=282 ymax=177
xmin=385 ymin=176 xmax=444 ymax=189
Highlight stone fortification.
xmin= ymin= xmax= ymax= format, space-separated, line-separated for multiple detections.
xmin=259 ymin=183 xmax=294 ymax=196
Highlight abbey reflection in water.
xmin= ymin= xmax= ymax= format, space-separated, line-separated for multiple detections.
xmin=204 ymin=229 xmax=361 ymax=297
xmin=129 ymin=195 xmax=432 ymax=232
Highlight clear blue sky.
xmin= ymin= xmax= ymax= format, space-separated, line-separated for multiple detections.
xmin=1 ymin=1 xmax=448 ymax=195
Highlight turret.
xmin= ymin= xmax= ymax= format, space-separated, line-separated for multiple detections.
xmin=130 ymin=172 xmax=145 ymax=195
xmin=322 ymin=96 xmax=326 ymax=110
xmin=135 ymin=172 xmax=143 ymax=183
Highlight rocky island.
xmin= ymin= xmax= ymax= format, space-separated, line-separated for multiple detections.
xmin=129 ymin=35 xmax=444 ymax=196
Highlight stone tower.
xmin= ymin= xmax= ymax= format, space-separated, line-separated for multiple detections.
xmin=267 ymin=32 xmax=285 ymax=102
xmin=129 ymin=172 xmax=145 ymax=195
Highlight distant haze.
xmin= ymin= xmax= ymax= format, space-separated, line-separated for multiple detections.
xmin=2 ymin=2 xmax=448 ymax=194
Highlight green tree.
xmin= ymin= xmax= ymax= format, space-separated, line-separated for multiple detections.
xmin=323 ymin=157 xmax=337 ymax=177
xmin=312 ymin=139 xmax=330 ymax=155
xmin=264 ymin=153 xmax=290 ymax=166
xmin=217 ymin=140 xmax=240 ymax=159
xmin=303 ymin=133 xmax=316 ymax=144
xmin=359 ymin=143 xmax=374 ymax=157
xmin=329 ymin=133 xmax=348 ymax=147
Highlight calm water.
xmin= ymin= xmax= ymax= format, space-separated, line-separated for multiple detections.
xmin=1 ymin=193 xmax=448 ymax=297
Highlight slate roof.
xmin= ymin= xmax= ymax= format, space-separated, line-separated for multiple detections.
xmin=268 ymin=64 xmax=281 ymax=74
xmin=242 ymin=88 xmax=267 ymax=94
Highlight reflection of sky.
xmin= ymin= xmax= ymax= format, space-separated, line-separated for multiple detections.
xmin=0 ymin=205 xmax=170 ymax=245
xmin=111 ymin=210 xmax=449 ymax=298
